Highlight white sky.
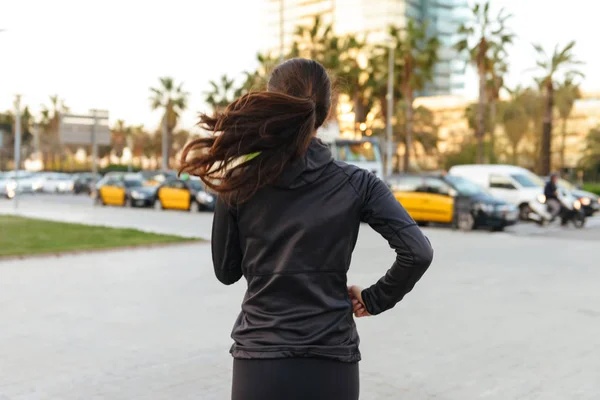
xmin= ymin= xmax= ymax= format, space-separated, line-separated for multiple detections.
xmin=1 ymin=0 xmax=598 ymax=131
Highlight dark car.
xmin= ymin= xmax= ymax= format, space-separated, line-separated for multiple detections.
xmin=544 ymin=177 xmax=599 ymax=217
xmin=73 ymin=173 xmax=94 ymax=194
xmin=443 ymin=175 xmax=519 ymax=231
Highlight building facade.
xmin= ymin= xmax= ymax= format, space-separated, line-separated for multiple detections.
xmin=264 ymin=0 xmax=468 ymax=96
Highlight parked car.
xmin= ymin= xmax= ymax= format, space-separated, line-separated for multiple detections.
xmin=543 ymin=176 xmax=600 ymax=217
xmin=448 ymin=164 xmax=551 ymax=223
xmin=30 ymin=172 xmax=55 ymax=192
xmin=73 ymin=173 xmax=95 ymax=194
xmin=41 ymin=173 xmax=76 ymax=193
xmin=0 ymin=171 xmax=36 ymax=198
xmin=97 ymin=176 xmax=156 ymax=207
xmin=388 ymin=174 xmax=518 ymax=231
xmin=154 ymin=177 xmax=215 ymax=212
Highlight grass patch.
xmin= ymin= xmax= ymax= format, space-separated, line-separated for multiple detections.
xmin=0 ymin=215 xmax=197 ymax=258
xmin=583 ymin=183 xmax=600 ymax=196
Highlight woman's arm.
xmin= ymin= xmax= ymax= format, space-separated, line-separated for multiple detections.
xmin=357 ymin=172 xmax=434 ymax=315
xmin=211 ymin=197 xmax=243 ymax=285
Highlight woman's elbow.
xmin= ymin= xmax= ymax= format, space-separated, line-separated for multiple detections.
xmin=415 ymin=237 xmax=434 ymax=270
xmin=215 ymin=269 xmax=243 ymax=285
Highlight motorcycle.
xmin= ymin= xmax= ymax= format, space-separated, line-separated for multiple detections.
xmin=539 ymin=188 xmax=586 ymax=228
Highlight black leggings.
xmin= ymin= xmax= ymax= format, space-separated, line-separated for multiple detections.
xmin=232 ymin=358 xmax=359 ymax=400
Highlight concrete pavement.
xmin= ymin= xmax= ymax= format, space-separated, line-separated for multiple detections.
xmin=1 ymin=218 xmax=600 ymax=399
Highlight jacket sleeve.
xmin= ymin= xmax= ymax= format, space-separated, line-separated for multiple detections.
xmin=211 ymin=197 xmax=243 ymax=285
xmin=357 ymin=172 xmax=434 ymax=315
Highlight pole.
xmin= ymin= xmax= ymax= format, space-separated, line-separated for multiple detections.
xmin=91 ymin=110 xmax=98 ymax=198
xmin=279 ymin=0 xmax=284 ymax=63
xmin=162 ymin=112 xmax=168 ymax=171
xmin=13 ymin=95 xmax=22 ymax=211
xmin=127 ymin=134 xmax=133 ymax=173
xmin=385 ymin=44 xmax=395 ymax=178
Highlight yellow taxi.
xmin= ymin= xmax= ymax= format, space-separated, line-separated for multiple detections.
xmin=96 ymin=175 xmax=156 ymax=207
xmin=389 ymin=175 xmax=454 ymax=225
xmin=388 ymin=174 xmax=519 ymax=231
xmin=154 ymin=177 xmax=215 ymax=212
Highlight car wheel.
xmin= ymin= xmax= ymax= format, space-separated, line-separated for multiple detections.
xmin=573 ymin=213 xmax=586 ymax=229
xmin=457 ymin=212 xmax=475 ymax=231
xmin=490 ymin=225 xmax=505 ymax=232
xmin=189 ymin=201 xmax=200 ymax=213
xmin=519 ymin=204 xmax=532 ymax=221
xmin=95 ymin=195 xmax=106 ymax=206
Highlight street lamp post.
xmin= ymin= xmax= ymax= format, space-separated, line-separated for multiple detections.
xmin=13 ymin=94 xmax=22 ymax=211
xmin=385 ymin=43 xmax=395 ymax=178
xmin=162 ymin=112 xmax=169 ymax=171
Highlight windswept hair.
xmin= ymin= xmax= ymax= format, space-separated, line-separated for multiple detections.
xmin=179 ymin=58 xmax=331 ymax=203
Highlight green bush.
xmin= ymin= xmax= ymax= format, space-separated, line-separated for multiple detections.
xmin=583 ymin=183 xmax=600 ymax=196
xmin=100 ymin=164 xmax=141 ymax=173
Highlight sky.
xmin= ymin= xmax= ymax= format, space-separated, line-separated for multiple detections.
xmin=1 ymin=0 xmax=599 ymax=132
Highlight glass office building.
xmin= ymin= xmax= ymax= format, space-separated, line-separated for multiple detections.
xmin=264 ymin=0 xmax=468 ymax=96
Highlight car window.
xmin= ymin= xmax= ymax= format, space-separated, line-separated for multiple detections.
xmin=167 ymin=180 xmax=186 ymax=190
xmin=444 ymin=176 xmax=482 ymax=196
xmin=424 ymin=177 xmax=452 ymax=196
xmin=124 ymin=179 xmax=143 ymax=188
xmin=187 ymin=179 xmax=204 ymax=191
xmin=490 ymin=175 xmax=516 ymax=190
xmin=510 ymin=173 xmax=543 ymax=188
xmin=388 ymin=176 xmax=422 ymax=192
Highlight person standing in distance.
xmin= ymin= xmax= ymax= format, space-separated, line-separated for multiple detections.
xmin=180 ymin=58 xmax=434 ymax=400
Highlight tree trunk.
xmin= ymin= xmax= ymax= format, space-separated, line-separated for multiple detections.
xmin=560 ymin=117 xmax=568 ymax=169
xmin=476 ymin=61 xmax=486 ymax=164
xmin=489 ymin=99 xmax=497 ymax=163
xmin=541 ymin=81 xmax=554 ymax=175
xmin=512 ymin=142 xmax=519 ymax=165
xmin=403 ymin=88 xmax=413 ymax=172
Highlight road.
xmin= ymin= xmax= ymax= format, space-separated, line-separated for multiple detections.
xmin=2 ymin=193 xmax=600 ymax=241
xmin=1 ymin=194 xmax=600 ymax=399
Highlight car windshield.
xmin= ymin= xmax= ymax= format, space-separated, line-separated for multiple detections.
xmin=187 ymin=180 xmax=204 ymax=191
xmin=510 ymin=173 xmax=544 ymax=188
xmin=557 ymin=178 xmax=575 ymax=190
xmin=124 ymin=179 xmax=143 ymax=188
xmin=336 ymin=141 xmax=380 ymax=162
xmin=444 ymin=176 xmax=482 ymax=196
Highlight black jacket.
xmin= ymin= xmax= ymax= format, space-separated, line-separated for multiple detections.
xmin=544 ymin=181 xmax=558 ymax=200
xmin=212 ymin=138 xmax=433 ymax=363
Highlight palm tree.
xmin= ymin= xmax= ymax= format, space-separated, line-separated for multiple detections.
xmin=149 ymin=77 xmax=189 ymax=170
xmin=533 ymin=41 xmax=583 ymax=175
xmin=554 ymin=75 xmax=581 ymax=169
xmin=336 ymin=34 xmax=376 ymax=132
xmin=204 ymin=75 xmax=237 ymax=113
xmin=392 ymin=20 xmax=439 ymax=171
xmin=40 ymin=95 xmax=69 ymax=169
xmin=395 ymin=105 xmax=439 ymax=170
xmin=291 ymin=16 xmax=343 ymax=122
xmin=456 ymin=1 xmax=514 ymax=163
xmin=501 ymin=89 xmax=530 ymax=164
xmin=486 ymin=47 xmax=508 ymax=163
xmin=581 ymin=126 xmax=600 ymax=171
xmin=237 ymin=53 xmax=279 ymax=96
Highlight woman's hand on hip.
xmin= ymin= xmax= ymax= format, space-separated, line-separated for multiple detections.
xmin=348 ymin=285 xmax=371 ymax=318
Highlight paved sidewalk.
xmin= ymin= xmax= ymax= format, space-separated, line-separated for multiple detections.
xmin=1 ymin=227 xmax=599 ymax=399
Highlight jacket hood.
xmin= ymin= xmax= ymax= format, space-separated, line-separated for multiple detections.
xmin=274 ymin=138 xmax=333 ymax=189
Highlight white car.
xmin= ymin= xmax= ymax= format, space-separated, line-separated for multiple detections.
xmin=41 ymin=173 xmax=76 ymax=193
xmin=448 ymin=164 xmax=551 ymax=222
xmin=0 ymin=171 xmax=36 ymax=198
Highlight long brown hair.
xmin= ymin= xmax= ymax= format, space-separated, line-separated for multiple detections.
xmin=179 ymin=58 xmax=331 ymax=203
